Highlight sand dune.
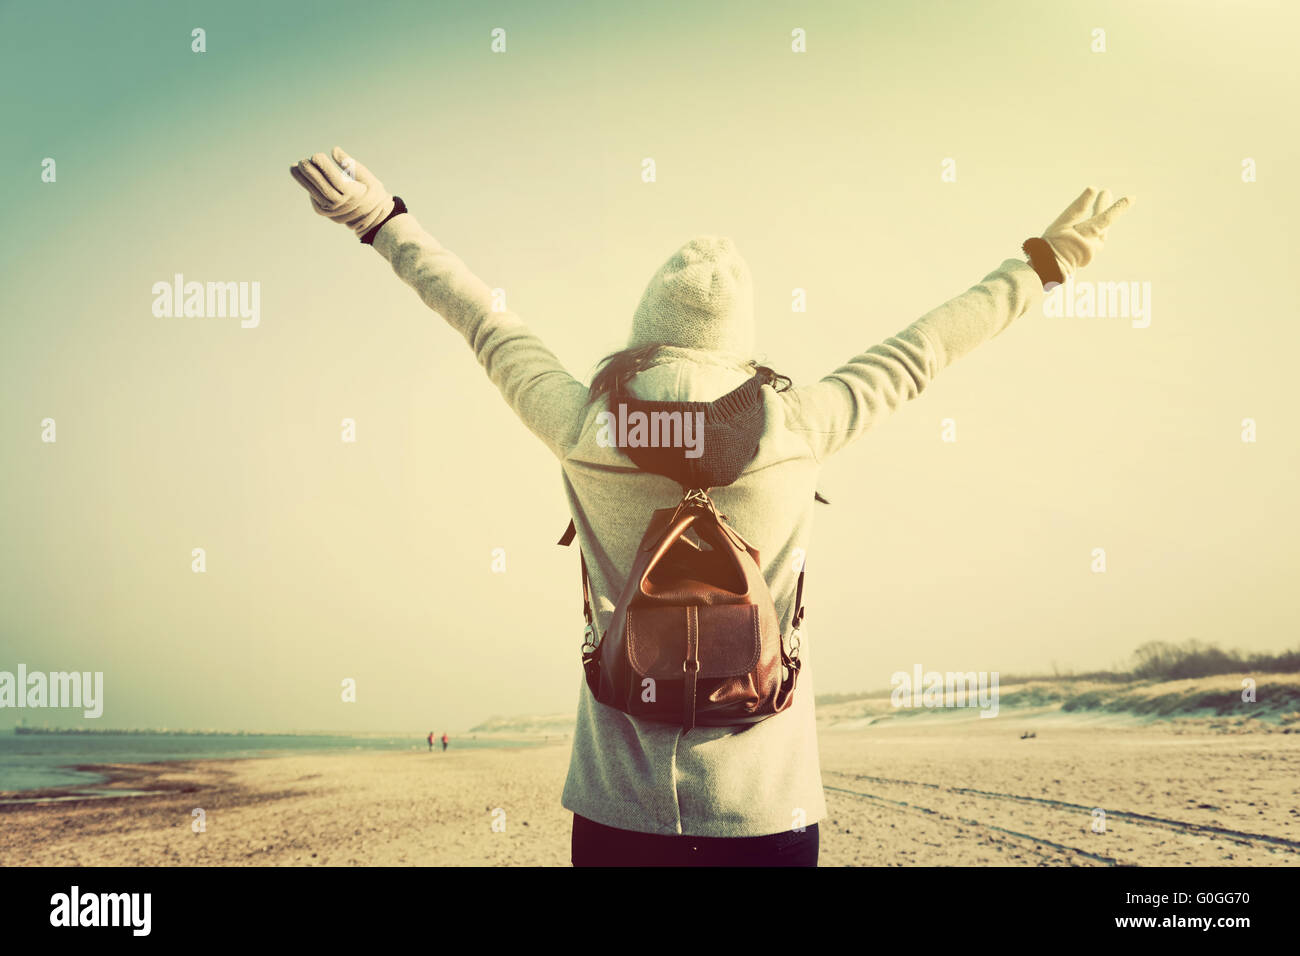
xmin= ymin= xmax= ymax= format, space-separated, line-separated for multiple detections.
xmin=816 ymin=671 xmax=1300 ymax=730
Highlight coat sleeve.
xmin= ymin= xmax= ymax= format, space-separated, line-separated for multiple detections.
xmin=779 ymin=257 xmax=1044 ymax=463
xmin=372 ymin=213 xmax=590 ymax=459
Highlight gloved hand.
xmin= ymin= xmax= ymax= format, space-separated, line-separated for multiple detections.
xmin=1040 ymin=186 xmax=1135 ymax=277
xmin=290 ymin=147 xmax=395 ymax=239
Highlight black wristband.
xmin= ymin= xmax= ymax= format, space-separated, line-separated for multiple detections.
xmin=361 ymin=195 xmax=407 ymax=245
xmin=1021 ymin=236 xmax=1064 ymax=288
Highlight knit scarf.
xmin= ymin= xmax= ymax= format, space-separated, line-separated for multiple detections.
xmin=612 ymin=372 xmax=765 ymax=490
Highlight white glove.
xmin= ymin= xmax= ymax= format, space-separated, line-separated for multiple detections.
xmin=1041 ymin=187 xmax=1135 ymax=277
xmin=290 ymin=146 xmax=395 ymax=239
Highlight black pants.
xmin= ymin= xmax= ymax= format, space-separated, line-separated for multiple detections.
xmin=571 ymin=814 xmax=818 ymax=867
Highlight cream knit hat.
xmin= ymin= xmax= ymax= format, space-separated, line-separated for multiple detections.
xmin=626 ymin=236 xmax=755 ymax=356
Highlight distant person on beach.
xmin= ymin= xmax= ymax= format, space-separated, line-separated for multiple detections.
xmin=427 ymin=731 xmax=433 ymax=752
xmin=292 ymin=147 xmax=1133 ymax=867
xmin=441 ymin=733 xmax=448 ymax=753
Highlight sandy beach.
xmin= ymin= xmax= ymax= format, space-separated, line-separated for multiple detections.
xmin=3 ymin=708 xmax=1298 ymax=866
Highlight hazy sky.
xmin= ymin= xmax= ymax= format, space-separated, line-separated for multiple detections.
xmin=2 ymin=0 xmax=1296 ymax=732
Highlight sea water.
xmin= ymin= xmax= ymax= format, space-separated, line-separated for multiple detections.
xmin=0 ymin=731 xmax=543 ymax=795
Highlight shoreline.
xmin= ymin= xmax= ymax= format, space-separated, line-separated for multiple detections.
xmin=0 ymin=760 xmax=232 ymax=806
xmin=2 ymin=705 xmax=1290 ymax=805
xmin=0 ymin=732 xmax=563 ymax=800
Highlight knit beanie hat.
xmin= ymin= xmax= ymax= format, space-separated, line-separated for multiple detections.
xmin=626 ymin=236 xmax=755 ymax=356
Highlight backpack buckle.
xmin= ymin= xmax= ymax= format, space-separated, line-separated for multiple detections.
xmin=682 ymin=488 xmax=711 ymax=508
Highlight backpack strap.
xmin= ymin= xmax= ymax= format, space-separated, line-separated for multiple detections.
xmin=787 ymin=557 xmax=806 ymax=667
xmin=558 ymin=520 xmax=597 ymax=656
xmin=792 ymin=560 xmax=807 ymax=631
xmin=787 ymin=491 xmax=826 ymax=661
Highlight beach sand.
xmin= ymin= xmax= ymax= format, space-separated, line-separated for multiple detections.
xmin=816 ymin=714 xmax=1300 ymax=866
xmin=3 ymin=713 xmax=1299 ymax=866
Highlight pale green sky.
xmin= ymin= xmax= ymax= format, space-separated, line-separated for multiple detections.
xmin=1 ymin=0 xmax=1297 ymax=731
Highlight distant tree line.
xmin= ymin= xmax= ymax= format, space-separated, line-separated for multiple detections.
xmin=1128 ymin=640 xmax=1300 ymax=680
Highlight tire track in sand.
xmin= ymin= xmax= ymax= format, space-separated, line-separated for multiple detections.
xmin=822 ymin=781 xmax=1120 ymax=865
xmin=825 ymin=770 xmax=1300 ymax=855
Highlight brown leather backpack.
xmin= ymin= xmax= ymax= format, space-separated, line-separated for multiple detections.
xmin=559 ymin=487 xmax=806 ymax=734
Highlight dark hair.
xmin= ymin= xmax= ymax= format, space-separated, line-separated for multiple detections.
xmin=586 ymin=343 xmax=792 ymax=404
